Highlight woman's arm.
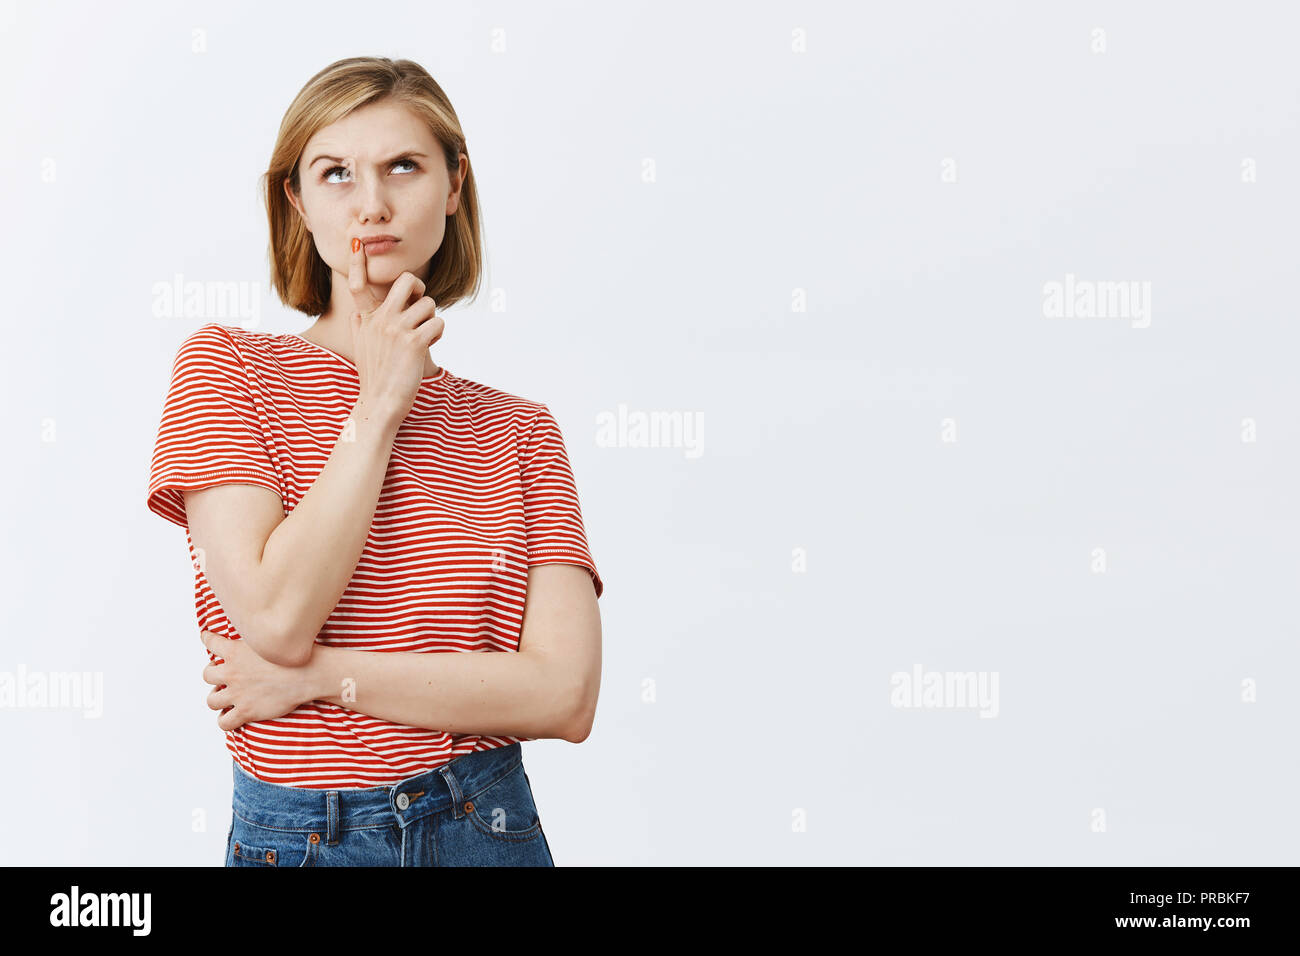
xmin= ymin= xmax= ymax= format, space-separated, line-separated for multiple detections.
xmin=203 ymin=564 xmax=602 ymax=741
xmin=184 ymin=266 xmax=434 ymax=668
xmin=185 ymin=398 xmax=400 ymax=667
xmin=304 ymin=565 xmax=601 ymax=741
xmin=304 ymin=643 xmax=576 ymax=741
xmin=204 ymin=632 xmax=580 ymax=740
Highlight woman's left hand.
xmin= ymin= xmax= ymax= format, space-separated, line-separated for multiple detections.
xmin=200 ymin=630 xmax=310 ymax=731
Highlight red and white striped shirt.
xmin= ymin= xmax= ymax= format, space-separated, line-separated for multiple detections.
xmin=146 ymin=323 xmax=602 ymax=789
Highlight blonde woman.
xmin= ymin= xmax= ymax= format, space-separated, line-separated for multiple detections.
xmin=146 ymin=56 xmax=603 ymax=867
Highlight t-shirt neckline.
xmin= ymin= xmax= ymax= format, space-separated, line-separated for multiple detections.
xmin=286 ymin=331 xmax=448 ymax=384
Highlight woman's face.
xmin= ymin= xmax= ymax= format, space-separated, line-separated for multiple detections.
xmin=284 ymin=98 xmax=466 ymax=301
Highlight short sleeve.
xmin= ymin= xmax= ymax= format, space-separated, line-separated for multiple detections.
xmin=145 ymin=324 xmax=282 ymax=530
xmin=519 ymin=405 xmax=603 ymax=599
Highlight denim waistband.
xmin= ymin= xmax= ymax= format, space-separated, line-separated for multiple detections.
xmin=231 ymin=743 xmax=524 ymax=840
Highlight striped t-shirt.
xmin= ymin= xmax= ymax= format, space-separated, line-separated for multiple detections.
xmin=146 ymin=323 xmax=603 ymax=789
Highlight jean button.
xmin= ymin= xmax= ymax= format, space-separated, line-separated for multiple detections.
xmin=396 ymin=792 xmax=410 ymax=810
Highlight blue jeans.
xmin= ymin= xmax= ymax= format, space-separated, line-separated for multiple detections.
xmin=224 ymin=742 xmax=554 ymax=866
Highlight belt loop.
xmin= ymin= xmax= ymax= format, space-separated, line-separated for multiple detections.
xmin=439 ymin=765 xmax=465 ymax=819
xmin=326 ymin=791 xmax=339 ymax=844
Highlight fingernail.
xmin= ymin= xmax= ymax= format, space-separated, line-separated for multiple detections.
xmin=352 ymin=237 xmax=361 ymax=253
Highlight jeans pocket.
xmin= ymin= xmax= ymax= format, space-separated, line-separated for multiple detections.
xmin=464 ymin=763 xmax=543 ymax=843
xmin=227 ymin=815 xmax=318 ymax=867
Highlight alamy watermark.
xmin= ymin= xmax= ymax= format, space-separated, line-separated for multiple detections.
xmin=596 ymin=404 xmax=704 ymax=459
xmin=890 ymin=664 xmax=999 ymax=718
xmin=1042 ymin=272 xmax=1150 ymax=328
xmin=151 ymin=273 xmax=260 ymax=329
xmin=0 ymin=664 xmax=102 ymax=718
xmin=50 ymin=886 xmax=150 ymax=936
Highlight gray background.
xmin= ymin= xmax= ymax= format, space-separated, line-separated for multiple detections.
xmin=1 ymin=0 xmax=1296 ymax=865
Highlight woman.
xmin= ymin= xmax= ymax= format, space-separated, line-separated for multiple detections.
xmin=145 ymin=56 xmax=604 ymax=867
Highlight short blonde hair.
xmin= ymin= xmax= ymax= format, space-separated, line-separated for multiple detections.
xmin=261 ymin=56 xmax=484 ymax=317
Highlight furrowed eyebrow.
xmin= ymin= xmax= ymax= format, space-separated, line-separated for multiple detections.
xmin=308 ymin=151 xmax=430 ymax=168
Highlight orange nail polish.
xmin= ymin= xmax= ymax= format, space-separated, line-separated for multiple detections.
xmin=352 ymin=237 xmax=361 ymax=253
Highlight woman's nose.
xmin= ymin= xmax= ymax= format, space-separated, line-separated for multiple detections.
xmin=354 ymin=173 xmax=392 ymax=219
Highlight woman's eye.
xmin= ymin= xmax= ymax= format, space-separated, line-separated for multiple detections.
xmin=322 ymin=159 xmax=419 ymax=184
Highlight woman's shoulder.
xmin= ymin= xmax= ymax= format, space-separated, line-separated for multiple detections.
xmin=201 ymin=322 xmax=283 ymax=356
xmin=446 ymin=372 xmax=555 ymax=431
xmin=177 ymin=324 xmax=328 ymax=386
xmin=173 ymin=322 xmax=280 ymax=363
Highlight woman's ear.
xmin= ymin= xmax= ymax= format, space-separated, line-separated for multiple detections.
xmin=283 ymin=177 xmax=311 ymax=233
xmin=445 ymin=153 xmax=468 ymax=217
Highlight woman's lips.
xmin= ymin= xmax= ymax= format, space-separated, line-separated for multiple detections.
xmin=362 ymin=238 xmax=399 ymax=254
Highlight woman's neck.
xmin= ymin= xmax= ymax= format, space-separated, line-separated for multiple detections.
xmin=299 ymin=316 xmax=440 ymax=378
